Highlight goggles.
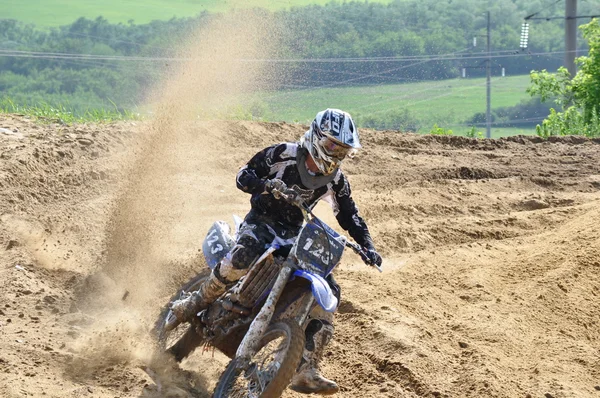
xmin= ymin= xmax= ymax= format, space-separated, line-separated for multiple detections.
xmin=319 ymin=136 xmax=357 ymax=161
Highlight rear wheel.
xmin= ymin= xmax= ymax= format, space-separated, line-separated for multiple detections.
xmin=153 ymin=269 xmax=211 ymax=361
xmin=213 ymin=319 xmax=305 ymax=398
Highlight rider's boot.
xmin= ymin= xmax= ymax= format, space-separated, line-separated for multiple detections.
xmin=290 ymin=319 xmax=339 ymax=395
xmin=166 ymin=271 xmax=227 ymax=331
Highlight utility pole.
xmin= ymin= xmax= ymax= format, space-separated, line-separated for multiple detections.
xmin=486 ymin=11 xmax=491 ymax=139
xmin=565 ymin=0 xmax=578 ymax=77
xmin=525 ymin=0 xmax=599 ymax=78
xmin=461 ymin=11 xmax=494 ymax=138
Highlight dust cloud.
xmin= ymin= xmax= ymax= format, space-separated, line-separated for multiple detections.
xmin=69 ymin=10 xmax=286 ymax=386
xmin=100 ymin=11 xmax=283 ymax=307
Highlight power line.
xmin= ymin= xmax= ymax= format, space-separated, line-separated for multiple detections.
xmin=0 ymin=47 xmax=512 ymax=91
xmin=524 ymin=0 xmax=564 ymax=20
xmin=0 ymin=46 xmax=571 ymax=111
xmin=260 ymin=49 xmax=476 ymax=96
xmin=0 ymin=48 xmax=574 ymax=63
xmin=260 ymin=55 xmax=460 ymax=103
xmin=0 ymin=43 xmax=504 ymax=60
xmin=526 ymin=15 xmax=600 ymax=20
xmin=293 ymin=64 xmax=431 ymax=84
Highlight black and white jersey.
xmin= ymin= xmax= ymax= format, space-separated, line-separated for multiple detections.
xmin=236 ymin=142 xmax=375 ymax=250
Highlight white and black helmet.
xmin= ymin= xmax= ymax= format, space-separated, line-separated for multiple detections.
xmin=301 ymin=108 xmax=361 ymax=175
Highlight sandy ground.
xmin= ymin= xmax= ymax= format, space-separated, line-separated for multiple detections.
xmin=1 ymin=112 xmax=599 ymax=398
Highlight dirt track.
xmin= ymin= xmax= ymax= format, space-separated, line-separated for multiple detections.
xmin=1 ymin=113 xmax=600 ymax=398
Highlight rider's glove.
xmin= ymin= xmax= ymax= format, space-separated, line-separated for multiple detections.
xmin=264 ymin=178 xmax=287 ymax=194
xmin=364 ymin=248 xmax=382 ymax=267
xmin=282 ymin=188 xmax=302 ymax=206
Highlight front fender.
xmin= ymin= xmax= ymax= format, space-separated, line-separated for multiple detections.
xmin=293 ymin=270 xmax=338 ymax=312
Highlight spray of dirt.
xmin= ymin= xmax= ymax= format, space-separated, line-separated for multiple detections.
xmin=101 ymin=10 xmax=284 ymax=302
xmin=68 ymin=11 xmax=286 ymax=391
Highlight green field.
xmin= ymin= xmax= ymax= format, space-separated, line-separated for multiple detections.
xmin=1 ymin=0 xmax=393 ymax=27
xmin=256 ymin=74 xmax=536 ymax=135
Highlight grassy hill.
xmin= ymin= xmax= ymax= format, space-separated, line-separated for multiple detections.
xmin=255 ymin=74 xmax=535 ymax=135
xmin=0 ymin=74 xmax=537 ymax=137
xmin=1 ymin=0 xmax=394 ymax=27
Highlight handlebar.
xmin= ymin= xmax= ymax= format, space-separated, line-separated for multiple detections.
xmin=273 ymin=186 xmax=383 ymax=273
xmin=272 ymin=187 xmax=305 ymax=209
xmin=345 ymin=241 xmax=383 ymax=273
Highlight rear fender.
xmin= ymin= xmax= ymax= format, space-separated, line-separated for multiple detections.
xmin=293 ymin=270 xmax=338 ymax=312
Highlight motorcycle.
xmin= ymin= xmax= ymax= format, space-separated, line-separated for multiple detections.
xmin=154 ymin=188 xmax=381 ymax=397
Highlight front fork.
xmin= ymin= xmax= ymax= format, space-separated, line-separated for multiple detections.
xmin=235 ymin=260 xmax=293 ymax=367
xmin=294 ymin=289 xmax=316 ymax=327
xmin=234 ymin=260 xmax=315 ymax=369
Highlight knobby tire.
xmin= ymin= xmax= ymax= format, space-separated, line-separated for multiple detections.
xmin=213 ymin=319 xmax=305 ymax=398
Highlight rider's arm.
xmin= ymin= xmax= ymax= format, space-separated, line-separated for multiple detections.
xmin=329 ymin=171 xmax=376 ymax=250
xmin=236 ymin=143 xmax=288 ymax=194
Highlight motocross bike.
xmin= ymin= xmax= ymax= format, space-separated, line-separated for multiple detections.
xmin=154 ymin=188 xmax=381 ymax=397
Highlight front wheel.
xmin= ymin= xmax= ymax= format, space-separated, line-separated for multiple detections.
xmin=213 ymin=319 xmax=305 ymax=398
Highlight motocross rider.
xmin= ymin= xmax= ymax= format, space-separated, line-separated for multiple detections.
xmin=170 ymin=108 xmax=383 ymax=394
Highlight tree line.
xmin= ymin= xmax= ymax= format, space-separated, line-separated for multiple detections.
xmin=0 ymin=0 xmax=597 ymax=123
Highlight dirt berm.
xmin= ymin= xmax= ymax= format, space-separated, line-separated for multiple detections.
xmin=1 ymin=114 xmax=599 ymax=398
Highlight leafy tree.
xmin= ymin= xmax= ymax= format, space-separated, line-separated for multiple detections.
xmin=528 ymin=19 xmax=600 ymax=137
xmin=572 ymin=19 xmax=600 ymax=123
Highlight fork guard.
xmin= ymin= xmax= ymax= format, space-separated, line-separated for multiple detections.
xmin=292 ymin=270 xmax=338 ymax=312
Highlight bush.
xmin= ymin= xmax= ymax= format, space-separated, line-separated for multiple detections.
xmin=466 ymin=126 xmax=484 ymax=138
xmin=428 ymin=123 xmax=453 ymax=135
xmin=535 ymin=106 xmax=600 ymax=138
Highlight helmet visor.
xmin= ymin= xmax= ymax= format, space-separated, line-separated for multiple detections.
xmin=320 ymin=136 xmax=357 ymax=160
